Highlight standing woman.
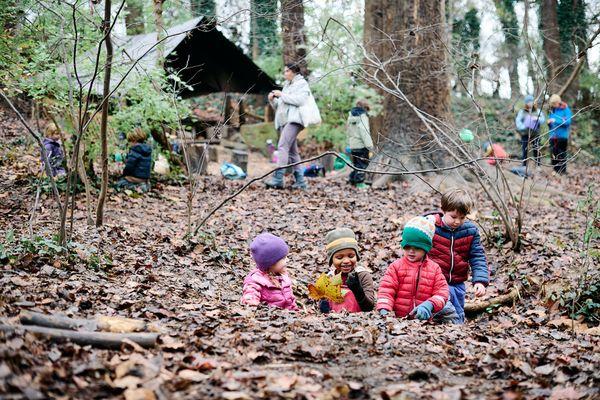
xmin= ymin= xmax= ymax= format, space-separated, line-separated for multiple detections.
xmin=266 ymin=64 xmax=319 ymax=189
xmin=547 ymin=94 xmax=572 ymax=175
xmin=515 ymin=94 xmax=545 ymax=166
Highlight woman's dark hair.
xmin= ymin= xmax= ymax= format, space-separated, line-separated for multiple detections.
xmin=284 ymin=63 xmax=301 ymax=74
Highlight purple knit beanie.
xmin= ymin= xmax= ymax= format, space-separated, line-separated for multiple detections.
xmin=250 ymin=233 xmax=289 ymax=271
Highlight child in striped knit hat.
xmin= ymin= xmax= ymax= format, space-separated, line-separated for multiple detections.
xmin=376 ymin=216 xmax=458 ymax=323
xmin=318 ymin=228 xmax=375 ymax=313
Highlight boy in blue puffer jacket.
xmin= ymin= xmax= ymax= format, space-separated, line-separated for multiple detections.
xmin=116 ymin=127 xmax=152 ymax=192
xmin=426 ymin=189 xmax=490 ymax=323
xmin=547 ymin=94 xmax=572 ymax=175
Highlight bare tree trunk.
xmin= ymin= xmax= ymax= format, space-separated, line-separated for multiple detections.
xmin=96 ymin=0 xmax=114 ymax=227
xmin=523 ymin=0 xmax=538 ymax=94
xmin=125 ymin=0 xmax=145 ymax=35
xmin=363 ymin=0 xmax=385 ymax=145
xmin=369 ymin=0 xmax=452 ymax=186
xmin=540 ymin=0 xmax=563 ymax=93
xmin=153 ymin=0 xmax=165 ymax=67
xmin=281 ymin=0 xmax=308 ymax=76
xmin=493 ymin=0 xmax=521 ymax=99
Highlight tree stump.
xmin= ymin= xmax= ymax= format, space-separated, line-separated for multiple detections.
xmin=208 ymin=146 xmax=219 ymax=162
xmin=186 ymin=143 xmax=208 ymax=175
xmin=231 ymin=149 xmax=248 ymax=173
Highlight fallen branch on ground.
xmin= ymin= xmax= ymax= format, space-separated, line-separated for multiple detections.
xmin=0 ymin=324 xmax=158 ymax=348
xmin=464 ymin=287 xmax=520 ymax=315
xmin=19 ymin=311 xmax=150 ymax=333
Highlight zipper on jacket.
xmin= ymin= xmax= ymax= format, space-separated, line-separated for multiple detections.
xmin=449 ymin=233 xmax=455 ymax=283
xmin=413 ymin=261 xmax=424 ymax=310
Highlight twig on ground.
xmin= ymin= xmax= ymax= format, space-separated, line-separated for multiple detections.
xmin=0 ymin=323 xmax=158 ymax=349
xmin=464 ymin=286 xmax=520 ymax=315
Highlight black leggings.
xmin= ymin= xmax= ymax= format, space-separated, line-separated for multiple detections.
xmin=550 ymin=138 xmax=568 ymax=174
xmin=349 ymin=148 xmax=370 ymax=185
xmin=520 ymin=131 xmax=541 ymax=166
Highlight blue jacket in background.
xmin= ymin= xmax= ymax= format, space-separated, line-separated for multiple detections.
xmin=548 ymin=103 xmax=572 ymax=139
xmin=123 ymin=143 xmax=152 ymax=179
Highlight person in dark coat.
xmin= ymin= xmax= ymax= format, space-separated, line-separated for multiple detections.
xmin=116 ymin=127 xmax=152 ymax=192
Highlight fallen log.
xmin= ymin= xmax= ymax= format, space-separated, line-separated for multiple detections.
xmin=0 ymin=324 xmax=158 ymax=349
xmin=464 ymin=287 xmax=520 ymax=315
xmin=19 ymin=311 xmax=148 ymax=333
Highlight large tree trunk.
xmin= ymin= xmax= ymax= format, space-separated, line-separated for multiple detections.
xmin=369 ymin=1 xmax=452 ymax=186
xmin=251 ymin=0 xmax=278 ymax=59
xmin=540 ymin=0 xmax=563 ymax=94
xmin=96 ymin=0 xmax=113 ymax=227
xmin=493 ymin=0 xmax=520 ymax=99
xmin=523 ymin=0 xmax=538 ymax=94
xmin=280 ymin=0 xmax=308 ymax=76
xmin=363 ymin=0 xmax=385 ymax=145
xmin=153 ymin=0 xmax=165 ymax=67
xmin=124 ymin=0 xmax=144 ymax=35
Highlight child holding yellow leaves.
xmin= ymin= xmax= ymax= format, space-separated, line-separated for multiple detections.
xmin=318 ymin=228 xmax=375 ymax=313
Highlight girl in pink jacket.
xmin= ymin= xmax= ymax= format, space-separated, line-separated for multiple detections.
xmin=241 ymin=233 xmax=299 ymax=311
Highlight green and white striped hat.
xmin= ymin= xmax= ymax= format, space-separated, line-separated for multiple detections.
xmin=401 ymin=216 xmax=436 ymax=252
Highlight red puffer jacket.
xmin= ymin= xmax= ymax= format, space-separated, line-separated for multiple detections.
xmin=376 ymin=256 xmax=449 ymax=318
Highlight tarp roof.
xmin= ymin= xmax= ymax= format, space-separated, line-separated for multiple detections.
xmin=70 ymin=17 xmax=277 ymax=98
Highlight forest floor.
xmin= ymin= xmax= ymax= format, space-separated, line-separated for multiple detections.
xmin=0 ymin=106 xmax=599 ymax=400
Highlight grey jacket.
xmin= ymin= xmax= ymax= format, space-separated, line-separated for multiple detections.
xmin=346 ymin=108 xmax=374 ymax=150
xmin=270 ymin=75 xmax=311 ymax=130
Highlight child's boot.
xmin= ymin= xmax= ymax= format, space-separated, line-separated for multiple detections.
xmin=291 ymin=170 xmax=308 ymax=190
xmin=265 ymin=169 xmax=285 ymax=189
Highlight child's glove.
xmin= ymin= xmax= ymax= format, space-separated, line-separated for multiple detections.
xmin=379 ymin=309 xmax=390 ymax=317
xmin=319 ymin=299 xmax=331 ymax=314
xmin=346 ymin=271 xmax=365 ymax=298
xmin=411 ymin=301 xmax=433 ymax=320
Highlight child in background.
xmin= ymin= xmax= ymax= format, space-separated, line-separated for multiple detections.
xmin=515 ymin=94 xmax=545 ymax=166
xmin=427 ymin=189 xmax=489 ymax=324
xmin=116 ymin=127 xmax=152 ymax=192
xmin=42 ymin=122 xmax=66 ymax=177
xmin=482 ymin=141 xmax=508 ymax=166
xmin=346 ymin=100 xmax=374 ymax=189
xmin=241 ymin=233 xmax=299 ymax=311
xmin=319 ymin=228 xmax=375 ymax=313
xmin=376 ymin=216 xmax=457 ymax=323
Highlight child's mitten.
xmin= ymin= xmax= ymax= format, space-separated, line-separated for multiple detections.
xmin=319 ymin=299 xmax=331 ymax=314
xmin=346 ymin=272 xmax=365 ymax=298
xmin=411 ymin=301 xmax=433 ymax=320
xmin=379 ymin=309 xmax=389 ymax=317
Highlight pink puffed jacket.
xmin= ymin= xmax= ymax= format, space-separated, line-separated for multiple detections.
xmin=241 ymin=268 xmax=299 ymax=311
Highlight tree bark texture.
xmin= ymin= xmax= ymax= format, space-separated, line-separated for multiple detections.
xmin=363 ymin=0 xmax=385 ymax=144
xmin=370 ymin=0 xmax=452 ymax=178
xmin=95 ymin=0 xmax=113 ymax=227
xmin=540 ymin=0 xmax=564 ymax=94
xmin=281 ymin=0 xmax=308 ymax=76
